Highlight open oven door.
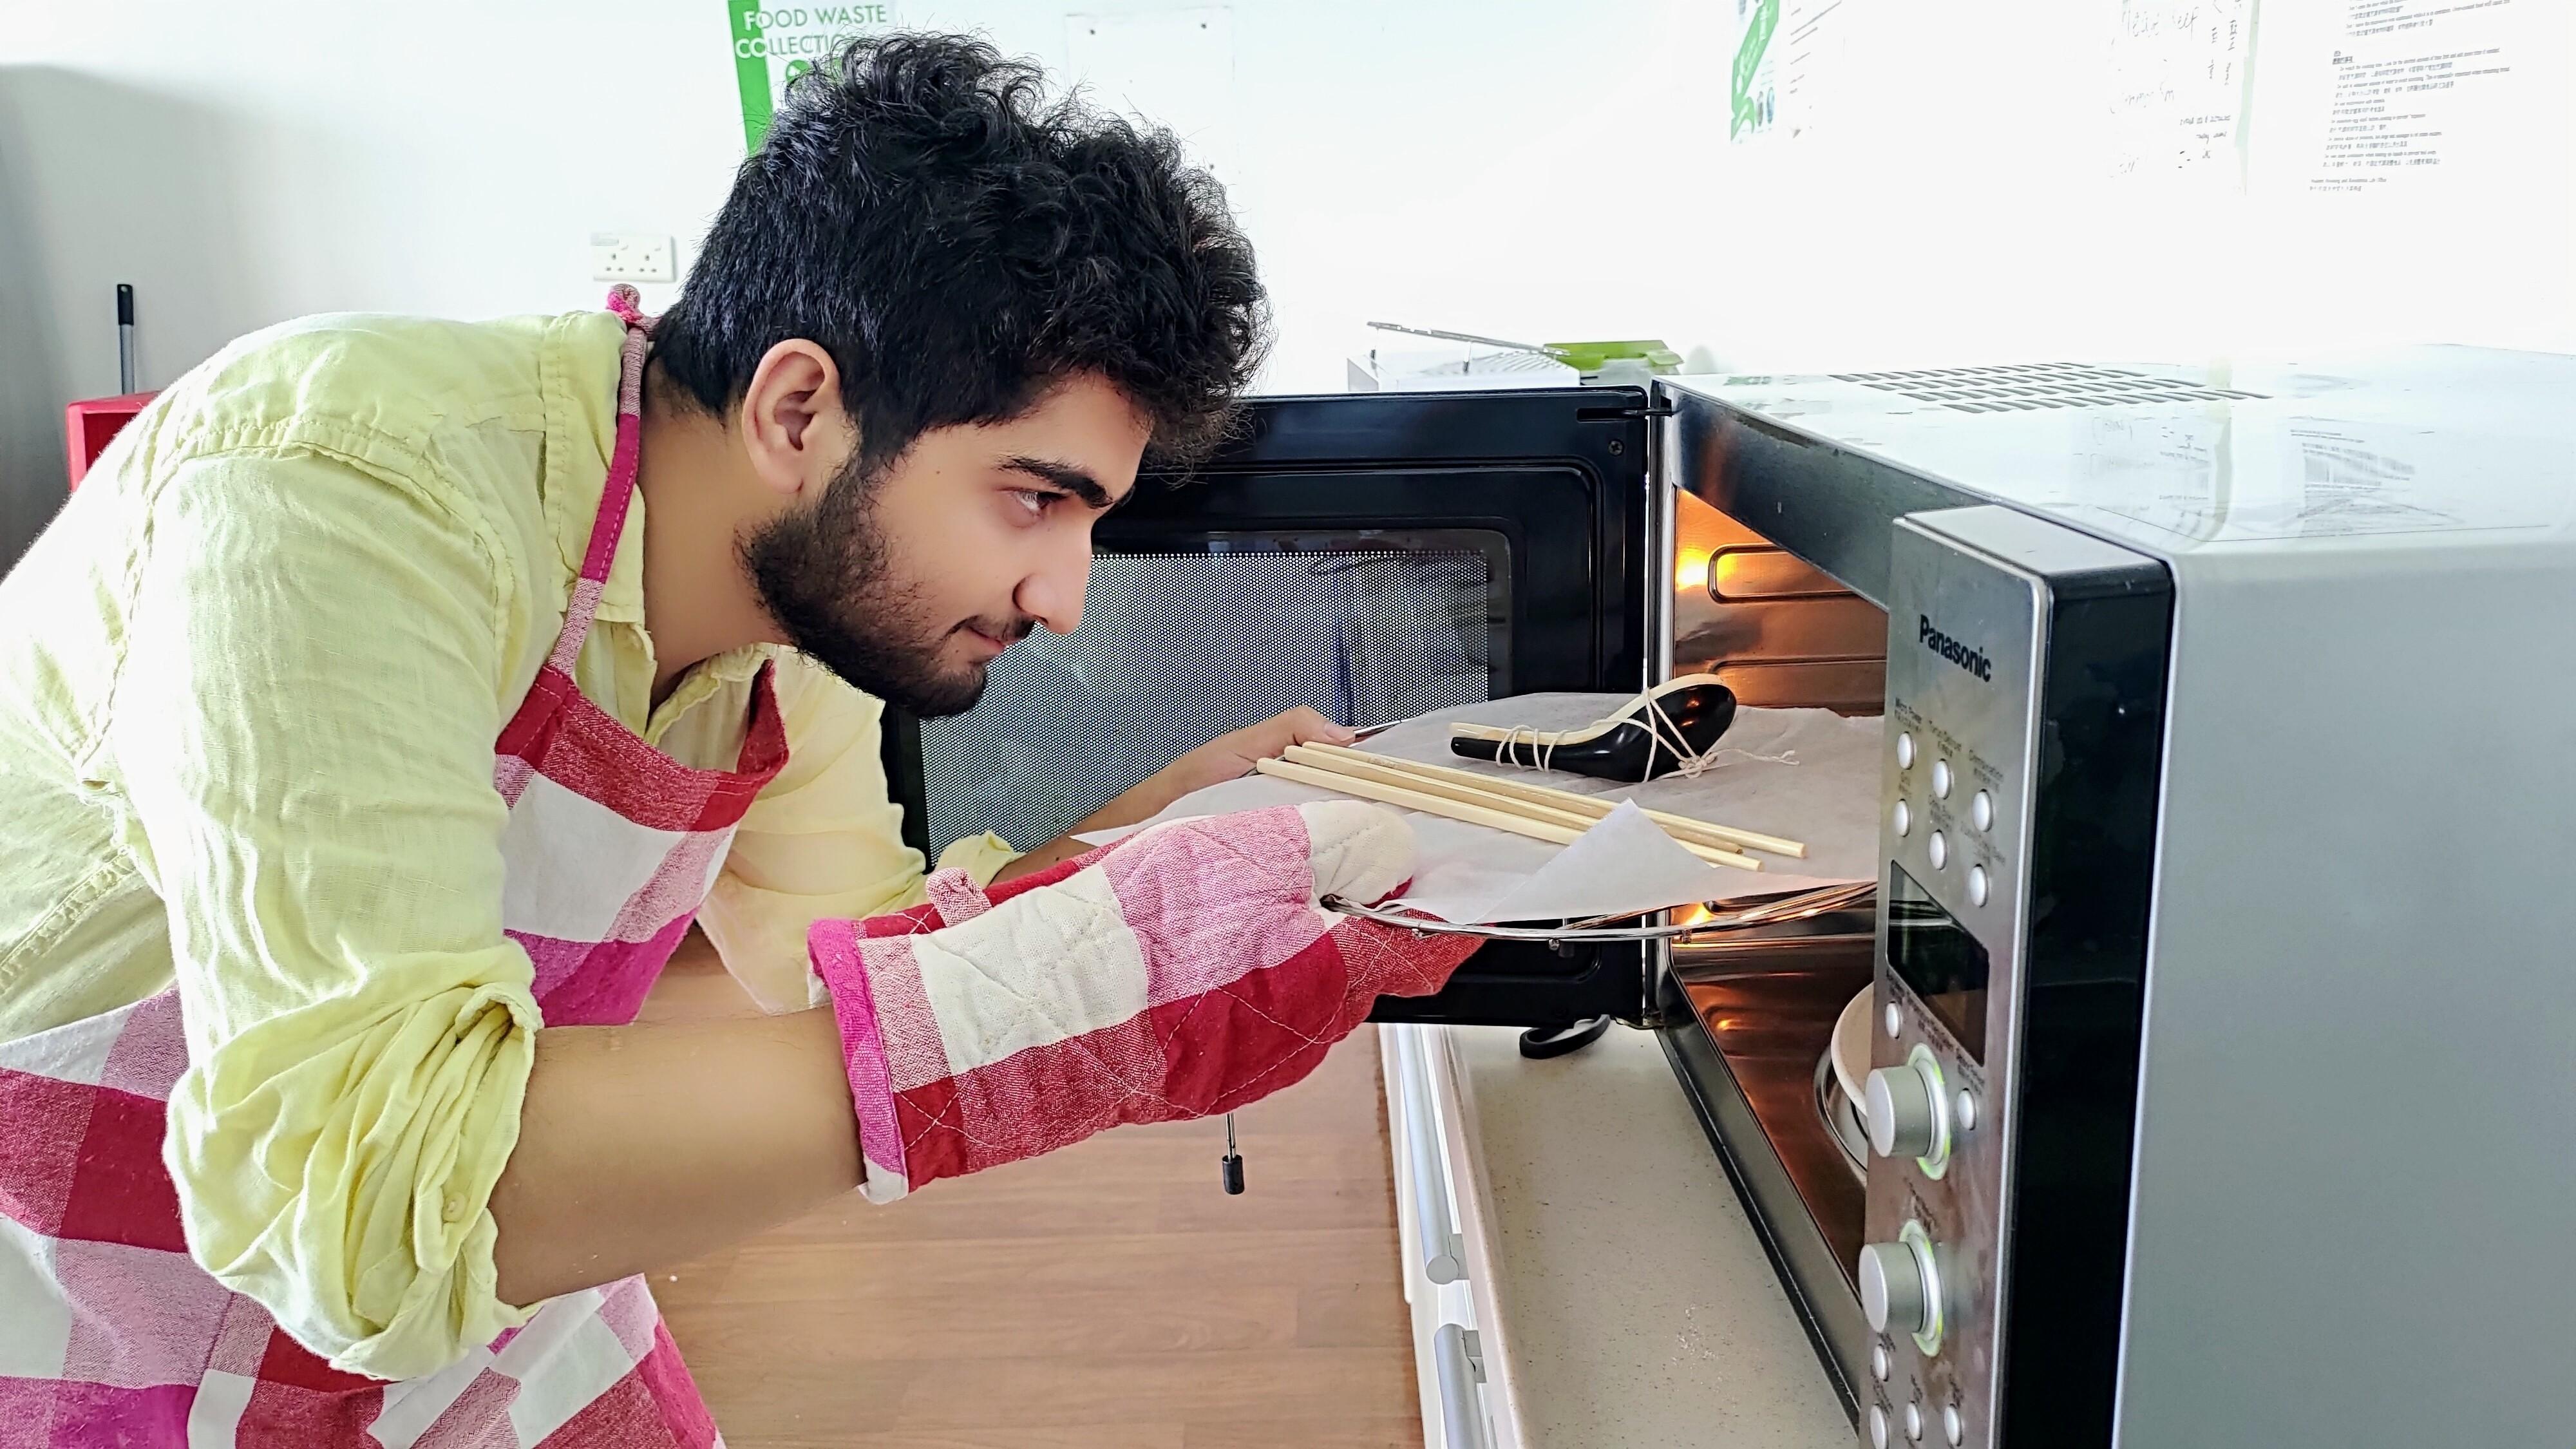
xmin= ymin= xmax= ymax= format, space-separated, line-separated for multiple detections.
xmin=880 ymin=387 xmax=1661 ymax=1030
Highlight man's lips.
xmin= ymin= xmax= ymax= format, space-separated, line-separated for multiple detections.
xmin=961 ymin=622 xmax=1027 ymax=657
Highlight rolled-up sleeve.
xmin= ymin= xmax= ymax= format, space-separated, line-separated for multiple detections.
xmin=697 ymin=658 xmax=1016 ymax=1013
xmin=110 ymin=449 xmax=541 ymax=1380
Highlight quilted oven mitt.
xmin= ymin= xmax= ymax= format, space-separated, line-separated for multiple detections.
xmin=808 ymin=800 xmax=1479 ymax=1202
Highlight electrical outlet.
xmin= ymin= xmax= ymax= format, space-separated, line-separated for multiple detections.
xmin=589 ymin=232 xmax=676 ymax=283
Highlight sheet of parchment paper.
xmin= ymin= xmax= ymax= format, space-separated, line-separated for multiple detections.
xmin=1075 ymin=694 xmax=1882 ymax=924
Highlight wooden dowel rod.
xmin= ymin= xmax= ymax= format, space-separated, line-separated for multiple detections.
xmin=1255 ymin=756 xmax=1762 ymax=872
xmin=1450 ymin=720 xmax=1604 ymax=745
xmin=1284 ymin=744 xmax=1792 ymax=872
xmin=1296 ymin=746 xmax=1784 ymax=868
xmin=1285 ymin=745 xmax=1604 ymax=827
xmin=1293 ymin=741 xmax=1808 ymax=859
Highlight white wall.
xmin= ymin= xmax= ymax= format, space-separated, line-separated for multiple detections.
xmin=0 ymin=1 xmax=1672 ymax=563
xmin=5 ymin=0 xmax=2570 ymax=566
xmin=1641 ymin=0 xmax=2575 ymax=375
xmin=0 ymin=0 xmax=749 ymax=560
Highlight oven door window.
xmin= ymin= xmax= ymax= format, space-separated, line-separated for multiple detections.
xmin=1886 ymin=863 xmax=1989 ymax=1061
xmin=915 ymin=531 xmax=1509 ymax=859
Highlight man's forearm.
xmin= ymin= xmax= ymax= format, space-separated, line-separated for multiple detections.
xmin=488 ymin=1008 xmax=860 ymax=1306
xmin=990 ymin=774 xmax=1179 ymax=882
xmin=990 ymin=708 xmax=1355 ymax=885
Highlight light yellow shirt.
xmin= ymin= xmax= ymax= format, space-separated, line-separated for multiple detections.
xmin=0 ymin=308 xmax=1014 ymax=1379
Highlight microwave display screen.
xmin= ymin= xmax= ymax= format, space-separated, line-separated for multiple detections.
xmin=1887 ymin=864 xmax=1989 ymax=1061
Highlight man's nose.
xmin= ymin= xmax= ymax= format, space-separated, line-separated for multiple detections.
xmin=1015 ymin=539 xmax=1092 ymax=636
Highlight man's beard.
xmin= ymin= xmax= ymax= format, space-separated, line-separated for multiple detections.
xmin=740 ymin=456 xmax=1028 ymax=718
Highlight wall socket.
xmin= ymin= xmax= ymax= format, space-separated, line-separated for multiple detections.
xmin=589 ymin=232 xmax=676 ymax=283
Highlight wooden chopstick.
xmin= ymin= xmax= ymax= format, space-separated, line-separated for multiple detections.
xmin=1285 ymin=745 xmax=1614 ymax=832
xmin=1450 ymin=719 xmax=1598 ymax=744
xmin=1284 ymin=744 xmax=1775 ymax=869
xmin=1292 ymin=746 xmax=1783 ymax=871
xmin=1292 ymin=740 xmax=1808 ymax=859
xmin=1255 ymin=756 xmax=1762 ymax=872
xmin=1325 ymin=741 xmax=1806 ymax=858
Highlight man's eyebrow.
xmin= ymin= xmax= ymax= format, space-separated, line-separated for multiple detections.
xmin=1001 ymin=455 xmax=1130 ymax=511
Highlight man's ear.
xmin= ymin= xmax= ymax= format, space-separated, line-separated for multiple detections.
xmin=737 ymin=339 xmax=856 ymax=500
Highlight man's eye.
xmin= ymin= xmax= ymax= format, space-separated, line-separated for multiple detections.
xmin=1010 ymin=489 xmax=1053 ymax=516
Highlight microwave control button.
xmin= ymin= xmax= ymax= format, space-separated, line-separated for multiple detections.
xmin=1897 ymin=733 xmax=1917 ymax=770
xmin=1859 ymin=1243 xmax=1920 ymax=1335
xmin=1859 ymin=1236 xmax=1938 ymax=1340
xmin=1927 ymin=830 xmax=1949 ymax=871
xmin=1893 ymin=800 xmax=1912 ymax=837
xmin=1868 ymin=1405 xmax=1892 ymax=1449
xmin=1871 ymin=1343 xmax=1892 ymax=1382
xmin=1884 ymin=1001 xmax=1903 ymax=1039
xmin=1953 ymin=1088 xmax=1978 ymax=1134
xmin=1904 ymin=1401 xmax=1925 ymax=1441
xmin=1971 ymin=790 xmax=1994 ymax=832
xmin=1967 ymin=864 xmax=1989 ymax=907
xmin=1862 ymin=1222 xmax=1949 ymax=1355
xmin=1865 ymin=1058 xmax=1947 ymax=1160
xmin=1943 ymin=1404 xmax=1965 ymax=1446
xmin=1931 ymin=759 xmax=1953 ymax=799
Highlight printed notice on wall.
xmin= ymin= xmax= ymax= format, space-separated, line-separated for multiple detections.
xmin=726 ymin=2 xmax=903 ymax=151
xmin=1778 ymin=0 xmax=1855 ymax=141
xmin=2108 ymin=0 xmax=2255 ymax=183
xmin=2306 ymin=0 xmax=2537 ymax=194
xmin=1732 ymin=0 xmax=1850 ymax=143
xmin=1066 ymin=9 xmax=1238 ymax=180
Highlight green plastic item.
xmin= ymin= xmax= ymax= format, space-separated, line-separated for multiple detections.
xmin=1546 ymin=339 xmax=1685 ymax=376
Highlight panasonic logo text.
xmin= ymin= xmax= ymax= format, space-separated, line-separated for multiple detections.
xmin=1918 ymin=616 xmax=1992 ymax=682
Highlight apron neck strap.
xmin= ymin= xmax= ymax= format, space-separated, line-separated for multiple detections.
xmin=547 ymin=285 xmax=658 ymax=675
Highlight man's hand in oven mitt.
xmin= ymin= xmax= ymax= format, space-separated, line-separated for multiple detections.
xmin=807 ymin=800 xmax=1478 ymax=1202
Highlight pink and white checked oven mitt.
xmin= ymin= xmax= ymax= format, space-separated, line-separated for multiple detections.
xmin=807 ymin=800 xmax=1479 ymax=1202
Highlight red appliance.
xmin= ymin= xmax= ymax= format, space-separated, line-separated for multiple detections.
xmin=64 ymin=392 xmax=157 ymax=490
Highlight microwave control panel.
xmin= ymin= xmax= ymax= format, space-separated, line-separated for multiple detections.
xmin=1866 ymin=507 xmax=2150 ymax=1449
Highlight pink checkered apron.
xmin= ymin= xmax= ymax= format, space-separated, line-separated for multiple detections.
xmin=0 ymin=288 xmax=784 ymax=1446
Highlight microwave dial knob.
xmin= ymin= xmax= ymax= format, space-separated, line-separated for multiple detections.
xmin=1859 ymin=1239 xmax=1935 ymax=1338
xmin=1864 ymin=1061 xmax=1946 ymax=1159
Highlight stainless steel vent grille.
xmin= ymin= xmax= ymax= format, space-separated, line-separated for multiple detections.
xmin=1830 ymin=363 xmax=2266 ymax=413
xmin=916 ymin=545 xmax=1502 ymax=858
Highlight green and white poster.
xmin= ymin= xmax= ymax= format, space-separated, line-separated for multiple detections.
xmin=1729 ymin=0 xmax=1845 ymax=145
xmin=1730 ymin=0 xmax=1779 ymax=140
xmin=726 ymin=2 xmax=903 ymax=151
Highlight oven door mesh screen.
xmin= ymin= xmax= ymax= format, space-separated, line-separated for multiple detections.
xmin=917 ymin=544 xmax=1503 ymax=858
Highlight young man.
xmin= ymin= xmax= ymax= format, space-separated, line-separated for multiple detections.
xmin=0 ymin=35 xmax=1470 ymax=1444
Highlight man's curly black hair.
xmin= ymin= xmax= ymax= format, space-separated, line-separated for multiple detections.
xmin=654 ymin=32 xmax=1269 ymax=468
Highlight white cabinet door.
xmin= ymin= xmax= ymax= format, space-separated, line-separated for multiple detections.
xmin=1382 ymin=1024 xmax=1516 ymax=1449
